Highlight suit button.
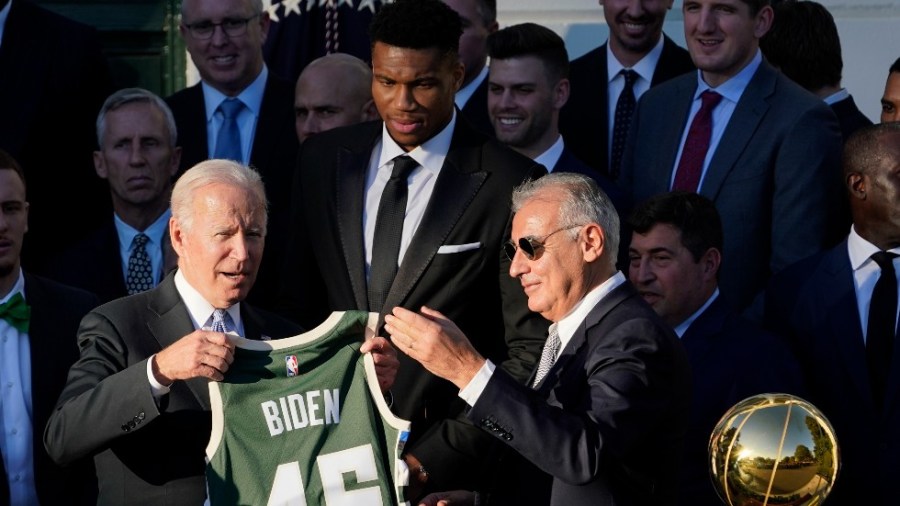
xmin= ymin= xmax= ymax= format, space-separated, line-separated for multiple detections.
xmin=503 ymin=434 xmax=512 ymax=441
xmin=138 ymin=412 xmax=145 ymax=420
xmin=121 ymin=424 xmax=130 ymax=432
xmin=128 ymin=421 xmax=136 ymax=429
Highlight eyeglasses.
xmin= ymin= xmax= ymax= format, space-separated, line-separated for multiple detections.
xmin=183 ymin=15 xmax=259 ymax=40
xmin=504 ymin=226 xmax=581 ymax=261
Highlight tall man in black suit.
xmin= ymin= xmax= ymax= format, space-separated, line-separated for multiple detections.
xmin=760 ymin=0 xmax=872 ymax=142
xmin=388 ymin=172 xmax=692 ymax=506
xmin=764 ymin=123 xmax=900 ymax=505
xmin=559 ymin=0 xmax=694 ymax=177
xmin=620 ymin=0 xmax=844 ymax=313
xmin=47 ymin=88 xmax=180 ymax=303
xmin=444 ymin=0 xmax=497 ymax=137
xmin=167 ymin=0 xmax=298 ymax=311
xmin=0 ymin=0 xmax=113 ymax=273
xmin=0 ymin=150 xmax=99 ymax=505
xmin=44 ymin=160 xmax=398 ymax=504
xmin=280 ymin=0 xmax=548 ymax=498
xmin=627 ymin=191 xmax=805 ymax=506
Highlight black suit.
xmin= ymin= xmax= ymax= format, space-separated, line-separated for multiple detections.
xmin=830 ymin=94 xmax=872 ymax=143
xmin=280 ymin=117 xmax=549 ymax=491
xmin=677 ymin=295 xmax=805 ymax=506
xmin=43 ymin=272 xmax=302 ymax=505
xmin=0 ymin=0 xmax=113 ymax=272
xmin=460 ymin=76 xmax=494 ymax=137
xmin=559 ymin=36 xmax=694 ymax=177
xmin=471 ymin=281 xmax=691 ymax=506
xmin=44 ymin=218 xmax=176 ymax=303
xmin=764 ymin=241 xmax=900 ymax=505
xmin=0 ymin=274 xmax=98 ymax=506
xmin=166 ymin=74 xmax=299 ymax=312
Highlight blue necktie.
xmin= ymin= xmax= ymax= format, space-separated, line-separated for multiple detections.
xmin=215 ymin=98 xmax=244 ymax=162
xmin=210 ymin=309 xmax=234 ymax=334
xmin=126 ymin=233 xmax=153 ymax=295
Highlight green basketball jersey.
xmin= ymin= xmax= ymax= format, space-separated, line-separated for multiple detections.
xmin=206 ymin=311 xmax=411 ymax=506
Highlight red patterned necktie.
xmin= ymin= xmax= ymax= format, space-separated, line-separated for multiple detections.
xmin=672 ymin=90 xmax=723 ymax=192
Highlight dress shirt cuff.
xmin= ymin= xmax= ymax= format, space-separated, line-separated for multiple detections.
xmin=147 ymin=355 xmax=171 ymax=397
xmin=458 ymin=359 xmax=496 ymax=406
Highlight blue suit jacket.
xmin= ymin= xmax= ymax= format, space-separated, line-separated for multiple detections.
xmin=764 ymin=241 xmax=899 ymax=505
xmin=620 ymin=60 xmax=844 ymax=311
xmin=678 ymin=295 xmax=805 ymax=506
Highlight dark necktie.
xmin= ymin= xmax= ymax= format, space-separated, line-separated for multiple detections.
xmin=532 ymin=326 xmax=561 ymax=388
xmin=215 ymin=98 xmax=244 ymax=162
xmin=126 ymin=233 xmax=153 ymax=295
xmin=0 ymin=292 xmax=30 ymax=333
xmin=672 ymin=90 xmax=723 ymax=192
xmin=368 ymin=155 xmax=418 ymax=313
xmin=609 ymin=69 xmax=638 ymax=180
xmin=867 ymin=251 xmax=898 ymax=410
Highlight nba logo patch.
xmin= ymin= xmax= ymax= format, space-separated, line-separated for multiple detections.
xmin=285 ymin=355 xmax=300 ymax=377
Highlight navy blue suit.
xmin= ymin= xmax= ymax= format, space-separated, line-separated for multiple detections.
xmin=460 ymin=77 xmax=493 ymax=138
xmin=764 ymin=241 xmax=898 ymax=505
xmin=678 ymin=295 xmax=805 ymax=506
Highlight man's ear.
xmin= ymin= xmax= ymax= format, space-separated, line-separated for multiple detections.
xmin=581 ymin=223 xmax=606 ymax=262
xmin=847 ymin=171 xmax=866 ymax=201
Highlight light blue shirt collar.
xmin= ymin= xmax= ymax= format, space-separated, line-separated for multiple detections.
xmin=202 ymin=65 xmax=268 ymax=121
xmin=534 ymin=135 xmax=565 ymax=171
xmin=674 ymin=288 xmax=719 ymax=337
xmin=695 ymin=49 xmax=762 ymax=102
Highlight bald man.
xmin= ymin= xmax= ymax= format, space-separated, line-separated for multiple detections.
xmin=294 ymin=53 xmax=378 ymax=143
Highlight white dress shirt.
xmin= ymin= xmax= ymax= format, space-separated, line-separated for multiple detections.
xmin=847 ymin=226 xmax=900 ymax=343
xmin=363 ymin=111 xmax=456 ymax=279
xmin=0 ymin=269 xmax=38 ymax=505
xmin=533 ymin=135 xmax=565 ymax=171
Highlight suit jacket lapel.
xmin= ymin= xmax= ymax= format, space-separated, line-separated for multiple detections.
xmin=700 ymin=62 xmax=774 ymax=200
xmin=818 ymin=247 xmax=872 ymax=407
xmin=249 ymin=76 xmax=281 ymax=173
xmin=681 ymin=296 xmax=728 ymax=363
xmin=382 ymin=120 xmax=488 ymax=312
xmin=180 ymin=85 xmax=209 ymax=168
xmin=535 ymin=281 xmax=636 ymax=391
xmin=146 ymin=274 xmax=211 ymax=409
xmin=337 ymin=124 xmax=382 ymax=310
xmin=655 ymin=76 xmax=696 ymax=192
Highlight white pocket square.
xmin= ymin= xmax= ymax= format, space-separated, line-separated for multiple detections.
xmin=437 ymin=242 xmax=482 ymax=254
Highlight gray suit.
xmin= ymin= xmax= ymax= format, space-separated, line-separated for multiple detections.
xmin=43 ymin=272 xmax=301 ymax=505
xmin=620 ymin=60 xmax=844 ymax=310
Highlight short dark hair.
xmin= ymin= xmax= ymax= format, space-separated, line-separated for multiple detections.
xmin=369 ymin=0 xmax=462 ymax=58
xmin=627 ymin=192 xmax=723 ymax=263
xmin=843 ymin=122 xmax=900 ymax=177
xmin=487 ymin=23 xmax=569 ymax=81
xmin=890 ymin=57 xmax=900 ymax=74
xmin=760 ymin=0 xmax=841 ymax=92
xmin=473 ymin=0 xmax=497 ymax=26
xmin=742 ymin=0 xmax=770 ymax=15
xmin=0 ymin=149 xmax=26 ymax=192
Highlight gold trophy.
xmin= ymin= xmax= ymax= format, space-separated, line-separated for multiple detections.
xmin=709 ymin=393 xmax=839 ymax=506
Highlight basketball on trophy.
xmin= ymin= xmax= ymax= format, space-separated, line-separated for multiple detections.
xmin=709 ymin=393 xmax=839 ymax=506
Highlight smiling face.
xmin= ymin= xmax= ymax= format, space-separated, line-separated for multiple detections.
xmin=683 ymin=0 xmax=773 ymax=88
xmin=170 ymin=182 xmax=265 ymax=308
xmin=180 ymin=0 xmax=269 ymax=96
xmin=371 ymin=42 xmax=464 ymax=151
xmin=508 ymin=190 xmax=594 ymax=322
xmin=488 ymin=56 xmax=568 ymax=158
xmin=628 ymin=223 xmax=718 ymax=327
xmin=94 ymin=102 xmax=180 ymax=215
xmin=600 ymin=0 xmax=674 ymax=67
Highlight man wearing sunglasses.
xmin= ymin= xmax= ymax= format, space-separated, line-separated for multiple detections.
xmin=387 ymin=172 xmax=692 ymax=505
xmin=166 ymin=0 xmax=298 ymax=312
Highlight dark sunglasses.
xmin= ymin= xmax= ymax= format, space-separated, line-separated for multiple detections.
xmin=504 ymin=226 xmax=582 ymax=261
